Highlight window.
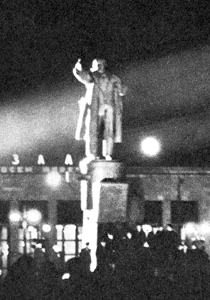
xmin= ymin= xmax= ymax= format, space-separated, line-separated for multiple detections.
xmin=57 ymin=201 xmax=83 ymax=263
xmin=17 ymin=201 xmax=48 ymax=256
xmin=171 ymin=201 xmax=198 ymax=224
xmin=0 ymin=201 xmax=10 ymax=277
xmin=0 ymin=226 xmax=9 ymax=278
xmin=56 ymin=224 xmax=82 ymax=263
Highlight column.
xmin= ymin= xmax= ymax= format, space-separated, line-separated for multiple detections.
xmin=48 ymin=199 xmax=57 ymax=252
xmin=162 ymin=199 xmax=171 ymax=227
xmin=9 ymin=200 xmax=19 ymax=266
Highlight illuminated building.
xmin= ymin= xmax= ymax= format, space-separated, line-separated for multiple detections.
xmin=0 ymin=163 xmax=210 ymax=276
xmin=0 ymin=165 xmax=82 ymax=277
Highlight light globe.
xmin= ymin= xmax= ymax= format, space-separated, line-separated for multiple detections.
xmin=141 ymin=136 xmax=161 ymax=157
xmin=42 ymin=224 xmax=51 ymax=233
xmin=9 ymin=211 xmax=21 ymax=223
xmin=46 ymin=171 xmax=61 ymax=188
xmin=26 ymin=209 xmax=42 ymax=225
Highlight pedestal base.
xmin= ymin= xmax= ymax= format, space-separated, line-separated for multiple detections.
xmin=81 ymin=160 xmax=127 ymax=271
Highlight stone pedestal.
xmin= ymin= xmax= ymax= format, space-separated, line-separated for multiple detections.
xmin=47 ymin=199 xmax=57 ymax=256
xmin=81 ymin=160 xmax=127 ymax=271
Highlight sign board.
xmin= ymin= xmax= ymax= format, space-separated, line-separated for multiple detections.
xmin=0 ymin=166 xmax=77 ymax=174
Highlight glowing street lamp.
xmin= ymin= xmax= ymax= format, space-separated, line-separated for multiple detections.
xmin=46 ymin=171 xmax=62 ymax=188
xmin=42 ymin=224 xmax=51 ymax=233
xmin=140 ymin=136 xmax=161 ymax=157
xmin=9 ymin=208 xmax=42 ymax=255
xmin=9 ymin=211 xmax=21 ymax=223
xmin=26 ymin=209 xmax=42 ymax=225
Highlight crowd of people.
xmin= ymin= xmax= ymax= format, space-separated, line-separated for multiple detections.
xmin=93 ymin=223 xmax=210 ymax=300
xmin=0 ymin=223 xmax=210 ymax=299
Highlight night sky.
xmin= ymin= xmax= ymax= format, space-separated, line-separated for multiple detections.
xmin=1 ymin=0 xmax=210 ymax=166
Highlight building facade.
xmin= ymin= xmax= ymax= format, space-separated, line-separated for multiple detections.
xmin=0 ymin=165 xmax=210 ymax=276
xmin=0 ymin=166 xmax=82 ymax=277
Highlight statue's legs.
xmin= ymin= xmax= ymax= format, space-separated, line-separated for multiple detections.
xmin=88 ymin=103 xmax=114 ymax=159
xmin=104 ymin=106 xmax=114 ymax=157
xmin=79 ymin=108 xmax=97 ymax=173
xmin=89 ymin=108 xmax=99 ymax=158
xmin=85 ymin=108 xmax=91 ymax=157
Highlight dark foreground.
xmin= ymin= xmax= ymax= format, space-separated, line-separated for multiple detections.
xmin=0 ymin=225 xmax=210 ymax=300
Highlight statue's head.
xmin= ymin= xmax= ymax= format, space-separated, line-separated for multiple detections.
xmin=90 ymin=59 xmax=107 ymax=73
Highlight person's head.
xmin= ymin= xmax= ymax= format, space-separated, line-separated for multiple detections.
xmin=67 ymin=257 xmax=82 ymax=276
xmin=136 ymin=225 xmax=141 ymax=232
xmin=33 ymin=248 xmax=46 ymax=268
xmin=142 ymin=224 xmax=152 ymax=234
xmin=191 ymin=244 xmax=197 ymax=250
xmin=100 ymin=240 xmax=106 ymax=247
xmin=166 ymin=224 xmax=173 ymax=231
xmin=107 ymin=233 xmax=113 ymax=240
xmin=15 ymin=255 xmax=33 ymax=271
xmin=126 ymin=232 xmax=132 ymax=239
xmin=158 ymin=226 xmax=163 ymax=232
xmin=153 ymin=226 xmax=159 ymax=234
xmin=90 ymin=59 xmax=107 ymax=73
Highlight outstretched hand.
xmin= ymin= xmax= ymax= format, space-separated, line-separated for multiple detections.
xmin=120 ymin=85 xmax=128 ymax=96
xmin=75 ymin=59 xmax=82 ymax=71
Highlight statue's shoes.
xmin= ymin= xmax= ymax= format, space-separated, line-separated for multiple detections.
xmin=79 ymin=155 xmax=94 ymax=174
xmin=86 ymin=154 xmax=95 ymax=163
xmin=105 ymin=155 xmax=112 ymax=161
xmin=79 ymin=159 xmax=88 ymax=174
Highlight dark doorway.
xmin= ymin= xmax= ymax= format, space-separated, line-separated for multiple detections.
xmin=144 ymin=201 xmax=162 ymax=225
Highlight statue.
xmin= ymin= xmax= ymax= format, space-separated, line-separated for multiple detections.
xmin=73 ymin=58 xmax=127 ymax=163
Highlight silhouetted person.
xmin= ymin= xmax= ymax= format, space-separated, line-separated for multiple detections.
xmin=96 ymin=239 xmax=108 ymax=271
xmin=1 ymin=254 xmax=33 ymax=299
xmin=25 ymin=248 xmax=59 ymax=300
xmin=59 ymin=257 xmax=98 ymax=300
xmin=105 ymin=231 xmax=118 ymax=265
xmin=164 ymin=224 xmax=180 ymax=251
xmin=80 ymin=242 xmax=91 ymax=274
xmin=135 ymin=225 xmax=146 ymax=250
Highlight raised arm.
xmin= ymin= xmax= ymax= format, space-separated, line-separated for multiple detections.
xmin=73 ymin=59 xmax=92 ymax=85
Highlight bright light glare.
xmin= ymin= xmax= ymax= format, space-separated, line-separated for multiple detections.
xmin=200 ymin=222 xmax=210 ymax=234
xmin=79 ymin=159 xmax=88 ymax=175
xmin=26 ymin=209 xmax=42 ymax=224
xmin=141 ymin=136 xmax=161 ymax=157
xmin=143 ymin=242 xmax=150 ymax=248
xmin=52 ymin=245 xmax=60 ymax=253
xmin=62 ymin=273 xmax=70 ymax=280
xmin=46 ymin=171 xmax=61 ymax=187
xmin=183 ymin=223 xmax=197 ymax=235
xmin=28 ymin=226 xmax=35 ymax=232
xmin=9 ymin=211 xmax=21 ymax=223
xmin=42 ymin=224 xmax=51 ymax=233
xmin=142 ymin=224 xmax=152 ymax=233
